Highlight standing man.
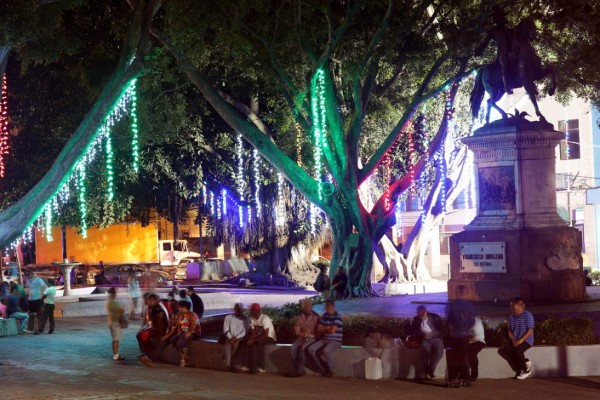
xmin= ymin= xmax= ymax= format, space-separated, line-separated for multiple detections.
xmin=446 ymin=299 xmax=476 ymax=387
xmin=106 ymin=287 xmax=126 ymax=361
xmin=410 ymin=305 xmax=444 ymax=379
xmin=313 ymin=265 xmax=332 ymax=300
xmin=35 ymin=279 xmax=57 ymax=335
xmin=468 ymin=316 xmax=486 ymax=382
xmin=308 ymin=300 xmax=343 ymax=377
xmin=498 ymin=297 xmax=534 ymax=379
xmin=186 ymin=286 xmax=204 ymax=318
xmin=331 ymin=267 xmax=348 ymax=300
xmin=222 ymin=303 xmax=247 ymax=370
xmin=27 ymin=271 xmax=47 ymax=332
xmin=290 ymin=300 xmax=319 ymax=377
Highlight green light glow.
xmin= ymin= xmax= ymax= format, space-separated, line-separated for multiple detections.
xmin=76 ymin=164 xmax=87 ymax=239
xmin=105 ymin=125 xmax=114 ymax=201
xmin=129 ymin=79 xmax=139 ymax=172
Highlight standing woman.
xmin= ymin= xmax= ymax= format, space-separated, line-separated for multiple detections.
xmin=127 ymin=270 xmax=142 ymax=320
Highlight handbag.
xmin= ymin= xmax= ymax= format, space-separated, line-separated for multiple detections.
xmin=119 ymin=314 xmax=129 ymax=329
xmin=405 ymin=334 xmax=422 ymax=349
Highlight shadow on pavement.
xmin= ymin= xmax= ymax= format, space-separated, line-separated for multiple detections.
xmin=540 ymin=377 xmax=600 ymax=390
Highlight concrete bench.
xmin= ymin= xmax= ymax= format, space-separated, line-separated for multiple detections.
xmin=158 ymin=339 xmax=600 ymax=379
xmin=0 ymin=318 xmax=19 ymax=337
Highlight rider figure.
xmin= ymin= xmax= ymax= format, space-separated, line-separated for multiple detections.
xmin=475 ymin=7 xmax=513 ymax=94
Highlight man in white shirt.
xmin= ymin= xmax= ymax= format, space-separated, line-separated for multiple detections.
xmin=222 ymin=303 xmax=248 ymax=369
xmin=468 ymin=317 xmax=486 ymax=382
xmin=35 ymin=279 xmax=57 ymax=335
xmin=27 ymin=272 xmax=47 ymax=332
xmin=234 ymin=303 xmax=276 ymax=374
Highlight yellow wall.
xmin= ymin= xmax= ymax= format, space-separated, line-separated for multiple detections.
xmin=36 ymin=223 xmax=158 ymax=264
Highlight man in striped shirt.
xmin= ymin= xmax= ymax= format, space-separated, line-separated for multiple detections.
xmin=498 ymin=297 xmax=534 ymax=379
xmin=307 ymin=300 xmax=343 ymax=377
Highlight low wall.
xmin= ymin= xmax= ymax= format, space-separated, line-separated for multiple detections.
xmin=58 ymin=293 xmax=241 ymax=318
xmin=159 ymin=339 xmax=600 ymax=379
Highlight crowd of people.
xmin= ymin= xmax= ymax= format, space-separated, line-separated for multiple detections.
xmin=411 ymin=297 xmax=535 ymax=387
xmin=0 ymin=271 xmax=57 ymax=335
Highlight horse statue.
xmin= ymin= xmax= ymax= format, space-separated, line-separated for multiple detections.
xmin=470 ymin=17 xmax=557 ymax=124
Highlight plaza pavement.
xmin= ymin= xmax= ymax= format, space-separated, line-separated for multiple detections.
xmin=1 ymin=316 xmax=599 ymax=400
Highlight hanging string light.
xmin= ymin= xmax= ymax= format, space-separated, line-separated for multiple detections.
xmin=128 ymin=79 xmax=140 ymax=172
xmin=252 ymin=148 xmax=262 ymax=218
xmin=295 ymin=123 xmax=303 ymax=167
xmin=44 ymin=203 xmax=53 ymax=242
xmin=383 ymin=153 xmax=392 ymax=211
xmin=311 ymin=68 xmax=328 ymax=200
xmin=276 ymin=172 xmax=286 ymax=226
xmin=104 ymin=125 xmax=114 ymax=201
xmin=395 ymin=198 xmax=403 ymax=240
xmin=222 ymin=189 xmax=227 ymax=215
xmin=0 ymin=74 xmax=9 ymax=178
xmin=75 ymin=163 xmax=88 ymax=239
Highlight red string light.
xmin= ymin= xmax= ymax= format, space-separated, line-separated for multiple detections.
xmin=383 ymin=152 xmax=392 ymax=211
xmin=0 ymin=74 xmax=9 ymax=178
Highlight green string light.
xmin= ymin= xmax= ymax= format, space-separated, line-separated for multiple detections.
xmin=76 ymin=164 xmax=87 ymax=239
xmin=129 ymin=79 xmax=139 ymax=172
xmin=105 ymin=125 xmax=114 ymax=201
xmin=44 ymin=203 xmax=53 ymax=242
xmin=310 ymin=68 xmax=328 ymax=200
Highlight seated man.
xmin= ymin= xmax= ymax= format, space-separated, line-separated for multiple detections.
xmin=137 ymin=294 xmax=169 ymax=367
xmin=233 ymin=303 xmax=276 ymax=374
xmin=5 ymin=290 xmax=29 ymax=334
xmin=222 ymin=303 xmax=247 ymax=370
xmin=498 ymin=297 xmax=534 ymax=379
xmin=290 ymin=300 xmax=319 ymax=377
xmin=308 ymin=300 xmax=343 ymax=377
xmin=410 ymin=305 xmax=444 ymax=379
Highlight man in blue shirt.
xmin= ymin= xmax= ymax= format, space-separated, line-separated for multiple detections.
xmin=498 ymin=297 xmax=534 ymax=379
xmin=307 ymin=300 xmax=343 ymax=377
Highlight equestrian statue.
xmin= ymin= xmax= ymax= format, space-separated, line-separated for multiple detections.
xmin=470 ymin=9 xmax=557 ymax=125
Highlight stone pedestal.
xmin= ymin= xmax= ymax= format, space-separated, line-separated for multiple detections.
xmin=448 ymin=121 xmax=585 ymax=302
xmin=53 ymin=262 xmax=81 ymax=296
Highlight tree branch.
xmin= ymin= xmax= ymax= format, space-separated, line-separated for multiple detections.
xmin=152 ymin=30 xmax=328 ymax=212
xmin=218 ymin=90 xmax=272 ymax=137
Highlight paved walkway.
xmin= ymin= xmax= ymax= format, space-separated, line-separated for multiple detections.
xmin=0 ymin=317 xmax=599 ymax=400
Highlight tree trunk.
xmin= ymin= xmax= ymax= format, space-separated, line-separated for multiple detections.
xmin=252 ymin=242 xmax=319 ymax=287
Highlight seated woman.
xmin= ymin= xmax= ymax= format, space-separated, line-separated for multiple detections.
xmin=164 ymin=301 xmax=200 ymax=367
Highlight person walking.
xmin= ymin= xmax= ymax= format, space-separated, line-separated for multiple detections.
xmin=35 ymin=279 xmax=57 ymax=335
xmin=106 ymin=287 xmax=126 ymax=361
xmin=308 ymin=300 xmax=343 ymax=377
xmin=186 ymin=286 xmax=204 ymax=318
xmin=446 ymin=299 xmax=476 ymax=387
xmin=498 ymin=297 xmax=534 ymax=379
xmin=222 ymin=303 xmax=248 ymax=370
xmin=313 ymin=266 xmax=332 ymax=300
xmin=290 ymin=300 xmax=319 ymax=377
xmin=410 ymin=305 xmax=444 ymax=379
xmin=127 ymin=271 xmax=142 ymax=320
xmin=27 ymin=272 xmax=47 ymax=332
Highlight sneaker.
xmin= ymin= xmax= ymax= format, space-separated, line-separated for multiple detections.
xmin=525 ymin=360 xmax=533 ymax=374
xmin=48 ymin=329 xmax=54 ymax=334
xmin=34 ymin=330 xmax=42 ymax=335
xmin=257 ymin=368 xmax=266 ymax=375
xmin=516 ymin=370 xmax=531 ymax=380
xmin=113 ymin=355 xmax=125 ymax=361
xmin=19 ymin=330 xmax=32 ymax=335
xmin=179 ymin=359 xmax=186 ymax=367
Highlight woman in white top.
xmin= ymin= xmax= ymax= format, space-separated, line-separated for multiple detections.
xmin=127 ymin=271 xmax=142 ymax=320
xmin=468 ymin=317 xmax=486 ymax=381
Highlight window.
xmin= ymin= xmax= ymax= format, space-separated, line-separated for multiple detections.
xmin=162 ymin=242 xmax=171 ymax=251
xmin=559 ymin=119 xmax=580 ymax=160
